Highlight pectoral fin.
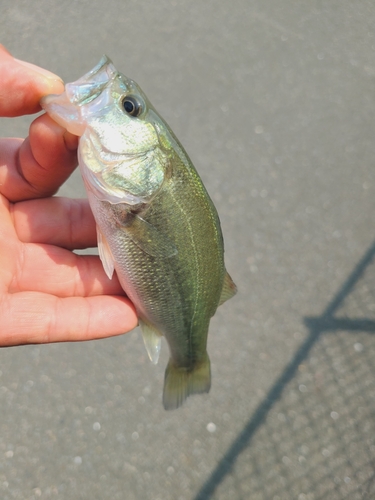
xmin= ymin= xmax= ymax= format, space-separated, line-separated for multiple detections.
xmin=218 ymin=271 xmax=237 ymax=306
xmin=139 ymin=318 xmax=163 ymax=365
xmin=122 ymin=215 xmax=177 ymax=259
xmin=97 ymin=227 xmax=115 ymax=279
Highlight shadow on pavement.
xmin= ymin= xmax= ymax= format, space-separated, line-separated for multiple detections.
xmin=195 ymin=240 xmax=375 ymax=500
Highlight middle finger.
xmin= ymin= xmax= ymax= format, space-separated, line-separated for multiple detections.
xmin=12 ymin=197 xmax=97 ymax=249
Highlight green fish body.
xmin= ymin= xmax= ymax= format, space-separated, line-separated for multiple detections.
xmin=41 ymin=57 xmax=236 ymax=409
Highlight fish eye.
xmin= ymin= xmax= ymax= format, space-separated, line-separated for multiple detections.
xmin=122 ymin=95 xmax=142 ymax=117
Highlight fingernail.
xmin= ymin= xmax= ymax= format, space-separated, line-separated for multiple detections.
xmin=14 ymin=58 xmax=64 ymax=84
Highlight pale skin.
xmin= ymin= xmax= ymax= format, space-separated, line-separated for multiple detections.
xmin=0 ymin=45 xmax=138 ymax=345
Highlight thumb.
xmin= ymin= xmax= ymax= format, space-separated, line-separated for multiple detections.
xmin=0 ymin=45 xmax=64 ymax=117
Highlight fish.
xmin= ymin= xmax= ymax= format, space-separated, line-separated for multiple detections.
xmin=41 ymin=56 xmax=237 ymax=410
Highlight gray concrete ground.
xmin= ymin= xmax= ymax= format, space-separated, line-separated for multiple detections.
xmin=1 ymin=1 xmax=375 ymax=499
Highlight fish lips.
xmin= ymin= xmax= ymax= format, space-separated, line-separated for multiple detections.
xmin=40 ymin=55 xmax=118 ymax=135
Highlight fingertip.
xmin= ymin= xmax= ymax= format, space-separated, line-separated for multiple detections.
xmin=29 ymin=112 xmax=78 ymax=170
xmin=0 ymin=47 xmax=65 ymax=117
xmin=11 ymin=113 xmax=78 ymax=200
xmin=92 ymin=295 xmax=139 ymax=339
xmin=14 ymin=58 xmax=64 ymax=88
xmin=13 ymin=58 xmax=64 ymax=98
xmin=75 ymin=295 xmax=138 ymax=342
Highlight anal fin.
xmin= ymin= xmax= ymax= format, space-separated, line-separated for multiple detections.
xmin=139 ymin=318 xmax=163 ymax=365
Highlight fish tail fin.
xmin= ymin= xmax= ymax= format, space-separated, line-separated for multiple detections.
xmin=162 ymin=354 xmax=211 ymax=411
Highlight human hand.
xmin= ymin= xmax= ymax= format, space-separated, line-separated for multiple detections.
xmin=0 ymin=45 xmax=137 ymax=345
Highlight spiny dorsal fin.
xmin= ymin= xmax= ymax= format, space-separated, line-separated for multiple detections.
xmin=218 ymin=271 xmax=237 ymax=306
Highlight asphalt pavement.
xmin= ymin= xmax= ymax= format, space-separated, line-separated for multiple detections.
xmin=1 ymin=1 xmax=375 ymax=499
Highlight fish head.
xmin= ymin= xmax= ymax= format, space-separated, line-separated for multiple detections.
xmin=41 ymin=56 xmax=172 ymax=205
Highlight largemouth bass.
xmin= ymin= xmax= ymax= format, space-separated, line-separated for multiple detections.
xmin=41 ymin=56 xmax=236 ymax=410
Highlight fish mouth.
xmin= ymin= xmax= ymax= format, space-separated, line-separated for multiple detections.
xmin=40 ymin=55 xmax=119 ymax=135
xmin=65 ymin=55 xmax=118 ymax=106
